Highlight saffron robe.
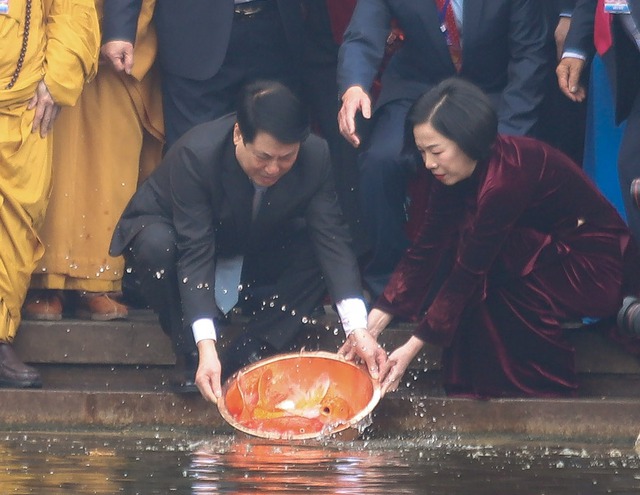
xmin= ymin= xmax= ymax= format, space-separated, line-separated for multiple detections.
xmin=30 ymin=0 xmax=164 ymax=293
xmin=0 ymin=0 xmax=99 ymax=341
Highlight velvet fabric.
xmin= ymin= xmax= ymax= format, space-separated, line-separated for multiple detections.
xmin=376 ymin=135 xmax=640 ymax=398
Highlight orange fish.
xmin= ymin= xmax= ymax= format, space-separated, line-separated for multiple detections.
xmin=219 ymin=351 xmax=381 ymax=439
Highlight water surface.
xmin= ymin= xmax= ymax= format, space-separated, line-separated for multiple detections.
xmin=1 ymin=430 xmax=639 ymax=494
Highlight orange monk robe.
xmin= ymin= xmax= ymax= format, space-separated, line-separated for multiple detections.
xmin=0 ymin=0 xmax=99 ymax=342
xmin=30 ymin=0 xmax=164 ymax=293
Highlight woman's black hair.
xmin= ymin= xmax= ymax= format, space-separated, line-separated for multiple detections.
xmin=404 ymin=78 xmax=498 ymax=162
xmin=236 ymin=80 xmax=310 ymax=144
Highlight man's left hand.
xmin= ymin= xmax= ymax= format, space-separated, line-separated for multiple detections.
xmin=28 ymin=80 xmax=60 ymax=137
xmin=338 ymin=328 xmax=387 ymax=380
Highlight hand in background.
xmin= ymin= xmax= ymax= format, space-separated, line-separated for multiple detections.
xmin=101 ymin=40 xmax=135 ymax=74
xmin=556 ymin=57 xmax=587 ymax=102
xmin=338 ymin=85 xmax=371 ymax=147
xmin=28 ymin=80 xmax=60 ymax=137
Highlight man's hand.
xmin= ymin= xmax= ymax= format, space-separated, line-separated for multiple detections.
xmin=101 ymin=40 xmax=135 ymax=74
xmin=338 ymin=328 xmax=387 ymax=380
xmin=556 ymin=57 xmax=586 ymax=102
xmin=379 ymin=336 xmax=424 ymax=396
xmin=195 ymin=339 xmax=223 ymax=403
xmin=554 ymin=17 xmax=572 ymax=61
xmin=28 ymin=80 xmax=60 ymax=137
xmin=338 ymin=86 xmax=371 ymax=148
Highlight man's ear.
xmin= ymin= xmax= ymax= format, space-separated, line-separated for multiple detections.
xmin=233 ymin=123 xmax=243 ymax=146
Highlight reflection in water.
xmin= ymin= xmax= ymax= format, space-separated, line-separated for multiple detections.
xmin=1 ymin=431 xmax=640 ymax=494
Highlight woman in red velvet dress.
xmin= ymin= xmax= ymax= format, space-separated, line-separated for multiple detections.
xmin=358 ymin=78 xmax=640 ymax=399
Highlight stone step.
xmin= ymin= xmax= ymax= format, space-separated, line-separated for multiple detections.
xmin=13 ymin=310 xmax=640 ymax=375
xmin=1 ymin=384 xmax=639 ymax=444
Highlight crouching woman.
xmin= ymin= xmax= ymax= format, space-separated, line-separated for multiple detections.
xmin=353 ymin=78 xmax=640 ymax=398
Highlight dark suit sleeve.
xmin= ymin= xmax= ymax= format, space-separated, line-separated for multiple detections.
xmin=102 ymin=0 xmax=143 ymax=44
xmin=336 ymin=0 xmax=392 ymax=97
xmin=167 ymin=144 xmax=222 ymax=325
xmin=558 ymin=0 xmax=576 ymax=15
xmin=496 ymin=0 xmax=550 ymax=136
xmin=563 ymin=0 xmax=597 ymax=59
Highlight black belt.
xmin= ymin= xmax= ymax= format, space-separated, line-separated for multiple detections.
xmin=233 ymin=1 xmax=275 ymax=18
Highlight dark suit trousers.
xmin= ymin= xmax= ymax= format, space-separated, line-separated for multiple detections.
xmin=161 ymin=9 xmax=299 ymax=149
xmin=618 ymin=92 xmax=640 ymax=241
xmin=124 ymin=222 xmax=327 ymax=358
xmin=358 ymin=98 xmax=414 ymax=298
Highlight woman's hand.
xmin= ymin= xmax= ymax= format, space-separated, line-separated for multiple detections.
xmin=338 ymin=327 xmax=387 ymax=380
xmin=379 ymin=336 xmax=424 ymax=396
xmin=195 ymin=339 xmax=223 ymax=404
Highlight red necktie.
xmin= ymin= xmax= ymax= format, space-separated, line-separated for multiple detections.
xmin=594 ymin=0 xmax=613 ymax=55
xmin=435 ymin=0 xmax=462 ymax=72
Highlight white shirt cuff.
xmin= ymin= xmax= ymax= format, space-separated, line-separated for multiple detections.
xmin=335 ymin=298 xmax=368 ymax=337
xmin=192 ymin=318 xmax=217 ymax=344
xmin=561 ymin=50 xmax=587 ymax=61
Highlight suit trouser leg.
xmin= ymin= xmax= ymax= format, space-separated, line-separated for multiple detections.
xmin=358 ymin=99 xmax=413 ymax=298
xmin=124 ymin=222 xmax=197 ymax=357
xmin=240 ymin=232 xmax=328 ymax=351
xmin=618 ymin=92 xmax=640 ymax=242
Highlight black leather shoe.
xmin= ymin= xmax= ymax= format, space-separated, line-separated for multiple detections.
xmin=171 ymin=351 xmax=199 ymax=394
xmin=0 ymin=343 xmax=42 ymax=388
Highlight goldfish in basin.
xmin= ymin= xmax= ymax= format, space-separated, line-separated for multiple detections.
xmin=219 ymin=351 xmax=381 ymax=440
xmin=235 ymin=368 xmax=354 ymax=434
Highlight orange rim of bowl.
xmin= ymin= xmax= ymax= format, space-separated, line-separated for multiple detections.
xmin=218 ymin=350 xmax=382 ymax=440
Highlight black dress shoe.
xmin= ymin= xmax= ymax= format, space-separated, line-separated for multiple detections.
xmin=0 ymin=343 xmax=42 ymax=388
xmin=171 ymin=351 xmax=199 ymax=394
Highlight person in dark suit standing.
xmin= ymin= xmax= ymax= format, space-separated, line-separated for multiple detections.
xmin=557 ymin=0 xmax=640 ymax=240
xmin=336 ymin=0 xmax=550 ymax=298
xmin=109 ymin=81 xmax=386 ymax=403
xmin=101 ymin=0 xmax=305 ymax=149
xmin=539 ymin=0 xmax=588 ymax=165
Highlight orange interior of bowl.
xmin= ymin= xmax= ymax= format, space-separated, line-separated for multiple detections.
xmin=220 ymin=352 xmax=380 ymax=440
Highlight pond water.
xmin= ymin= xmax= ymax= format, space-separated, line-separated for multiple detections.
xmin=1 ymin=430 xmax=640 ymax=494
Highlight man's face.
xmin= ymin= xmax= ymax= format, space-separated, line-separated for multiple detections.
xmin=234 ymin=124 xmax=300 ymax=187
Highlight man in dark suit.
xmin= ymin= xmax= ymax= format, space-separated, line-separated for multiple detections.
xmin=558 ymin=0 xmax=640 ymax=239
xmin=336 ymin=0 xmax=550 ymax=298
xmin=109 ymin=81 xmax=386 ymax=403
xmin=539 ymin=0 xmax=588 ymax=165
xmin=101 ymin=0 xmax=305 ymax=149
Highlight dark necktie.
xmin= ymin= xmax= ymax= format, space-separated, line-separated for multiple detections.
xmin=435 ymin=0 xmax=462 ymax=72
xmin=215 ymin=185 xmax=267 ymax=314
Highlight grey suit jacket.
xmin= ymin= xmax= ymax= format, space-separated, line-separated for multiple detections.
xmin=337 ymin=0 xmax=550 ymax=136
xmin=110 ymin=114 xmax=363 ymax=325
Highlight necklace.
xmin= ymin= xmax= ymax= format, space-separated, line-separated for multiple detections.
xmin=5 ymin=0 xmax=32 ymax=90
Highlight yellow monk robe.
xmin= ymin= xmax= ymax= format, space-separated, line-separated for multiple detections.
xmin=30 ymin=0 xmax=164 ymax=293
xmin=0 ymin=0 xmax=99 ymax=342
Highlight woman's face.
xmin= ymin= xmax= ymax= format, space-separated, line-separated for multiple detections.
xmin=413 ymin=122 xmax=477 ymax=186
